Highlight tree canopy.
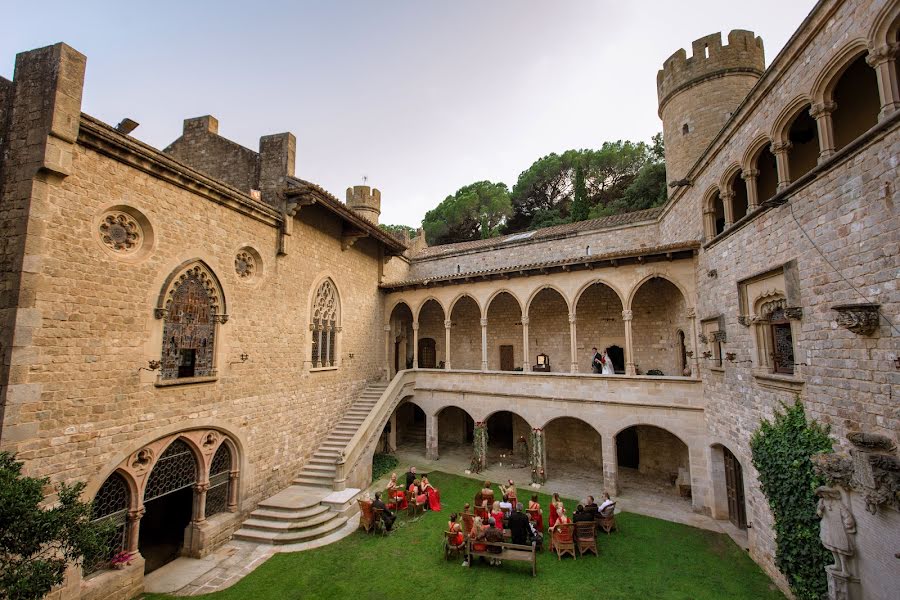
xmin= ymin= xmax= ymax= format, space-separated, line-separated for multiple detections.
xmin=421 ymin=181 xmax=512 ymax=245
xmin=0 ymin=452 xmax=112 ymax=600
xmin=379 ymin=223 xmax=417 ymax=241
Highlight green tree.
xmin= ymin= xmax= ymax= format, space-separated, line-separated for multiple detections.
xmin=506 ymin=152 xmax=575 ymax=232
xmin=569 ymin=163 xmax=589 ymax=223
xmin=0 ymin=452 xmax=112 ymax=600
xmin=379 ymin=223 xmax=417 ymax=240
xmin=422 ymin=181 xmax=512 ymax=245
xmin=750 ymin=401 xmax=833 ymax=600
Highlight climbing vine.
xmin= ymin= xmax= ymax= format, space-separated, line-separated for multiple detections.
xmin=470 ymin=423 xmax=488 ymax=473
xmin=529 ymin=429 xmax=545 ymax=484
xmin=750 ymin=400 xmax=833 ymax=600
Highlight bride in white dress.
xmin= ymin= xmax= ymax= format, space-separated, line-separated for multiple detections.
xmin=600 ymin=350 xmax=615 ymax=375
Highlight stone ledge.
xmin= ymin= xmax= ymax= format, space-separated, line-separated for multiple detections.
xmin=753 ymin=372 xmax=804 ymax=393
xmin=154 ymin=375 xmax=218 ymax=388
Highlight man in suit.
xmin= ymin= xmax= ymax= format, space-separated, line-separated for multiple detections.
xmin=372 ymin=491 xmax=395 ymax=531
xmin=508 ymin=503 xmax=531 ymax=545
xmin=405 ymin=466 xmax=417 ymax=489
xmin=573 ymin=504 xmax=595 ymax=523
xmin=584 ymin=495 xmax=599 ymax=516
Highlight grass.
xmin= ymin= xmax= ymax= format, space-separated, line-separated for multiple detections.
xmin=145 ymin=471 xmax=785 ymax=600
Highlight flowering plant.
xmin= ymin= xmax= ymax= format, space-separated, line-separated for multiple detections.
xmin=110 ymin=551 xmax=133 ymax=567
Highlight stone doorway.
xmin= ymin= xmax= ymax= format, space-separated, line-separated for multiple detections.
xmin=616 ymin=426 xmax=639 ymax=468
xmin=724 ymin=446 xmax=747 ymax=529
xmin=418 ymin=337 xmax=436 ymax=368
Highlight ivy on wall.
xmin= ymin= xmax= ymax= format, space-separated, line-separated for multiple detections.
xmin=471 ymin=423 xmax=488 ymax=473
xmin=750 ymin=400 xmax=833 ymax=600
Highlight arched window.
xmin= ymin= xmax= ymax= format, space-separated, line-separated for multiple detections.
xmin=206 ymin=444 xmax=233 ymax=518
xmin=84 ymin=472 xmax=130 ymax=575
xmin=753 ymin=296 xmax=795 ymax=375
xmin=831 ymin=55 xmax=880 ymax=150
xmin=156 ymin=262 xmax=226 ymax=380
xmin=787 ymin=106 xmax=819 ymax=181
xmin=310 ymin=279 xmax=340 ymax=368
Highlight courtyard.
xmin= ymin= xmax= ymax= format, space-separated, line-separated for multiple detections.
xmin=143 ymin=471 xmax=781 ymax=600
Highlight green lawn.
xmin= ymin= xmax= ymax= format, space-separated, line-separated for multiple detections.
xmin=146 ymin=471 xmax=784 ymax=600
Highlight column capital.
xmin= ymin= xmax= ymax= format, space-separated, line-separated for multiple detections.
xmin=866 ymin=43 xmax=899 ymax=68
xmin=383 ymin=325 xmax=391 ymax=332
xmin=480 ymin=317 xmax=488 ymax=327
xmin=568 ymin=312 xmax=577 ymax=324
xmin=127 ymin=506 xmax=146 ymax=522
xmin=771 ymin=141 xmax=793 ymax=154
xmin=412 ymin=321 xmax=419 ymax=331
xmin=809 ymin=101 xmax=837 ymax=119
xmin=194 ymin=482 xmax=210 ymax=493
xmin=444 ymin=319 xmax=452 ymax=329
xmin=622 ymin=309 xmax=633 ymax=321
xmin=520 ymin=315 xmax=530 ymax=326
xmin=686 ymin=307 xmax=696 ymax=319
xmin=741 ymin=168 xmax=759 ymax=180
xmin=719 ymin=189 xmax=735 ymax=201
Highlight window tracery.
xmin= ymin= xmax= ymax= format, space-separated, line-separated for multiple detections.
xmin=310 ymin=279 xmax=340 ymax=368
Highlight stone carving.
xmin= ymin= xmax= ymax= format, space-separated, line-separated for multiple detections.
xmin=783 ymin=306 xmax=803 ymax=321
xmin=816 ymin=486 xmax=856 ymax=575
xmin=234 ymin=251 xmax=255 ymax=278
xmin=202 ymin=431 xmax=219 ymax=450
xmin=814 ymin=433 xmax=899 ymax=515
xmin=698 ymin=333 xmax=708 ymax=344
xmin=712 ymin=330 xmax=727 ymax=343
xmin=131 ymin=447 xmax=153 ymax=471
xmin=832 ymin=304 xmax=880 ymax=335
xmin=99 ymin=211 xmax=142 ymax=254
xmin=737 ymin=315 xmax=751 ymax=327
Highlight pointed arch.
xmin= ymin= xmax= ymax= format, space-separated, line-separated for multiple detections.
xmin=572 ymin=278 xmax=626 ymax=308
xmin=741 ymin=134 xmax=773 ymax=172
xmin=771 ymin=95 xmax=813 ymax=144
xmin=309 ymin=277 xmax=341 ymax=368
xmin=525 ymin=284 xmax=571 ymax=314
xmin=485 ymin=288 xmax=524 ymax=315
xmin=414 ymin=296 xmax=447 ymax=321
xmin=719 ymin=162 xmax=742 ymax=191
xmin=811 ymin=39 xmax=871 ymax=104
xmin=448 ymin=292 xmax=482 ymax=317
xmin=626 ymin=273 xmax=689 ymax=310
xmin=870 ymin=0 xmax=900 ymax=47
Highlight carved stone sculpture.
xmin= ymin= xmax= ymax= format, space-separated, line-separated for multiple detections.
xmin=816 ymin=486 xmax=856 ymax=575
xmin=832 ymin=304 xmax=880 ymax=335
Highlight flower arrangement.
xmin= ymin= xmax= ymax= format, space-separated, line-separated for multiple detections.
xmin=110 ymin=551 xmax=133 ymax=569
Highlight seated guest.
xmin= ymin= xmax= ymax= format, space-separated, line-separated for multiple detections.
xmin=371 ymin=492 xmax=395 ymax=531
xmin=599 ymin=492 xmax=614 ymax=513
xmin=573 ymin=504 xmax=594 ymax=523
xmin=448 ymin=512 xmax=464 ymax=546
xmin=387 ymin=473 xmax=407 ymax=510
xmin=484 ymin=517 xmax=505 ymax=565
xmin=584 ymin=495 xmax=599 ymax=515
xmin=472 ymin=517 xmax=488 ymax=552
xmin=499 ymin=479 xmax=517 ymax=501
xmin=508 ymin=502 xmax=530 ymax=545
xmin=526 ymin=512 xmax=544 ymax=548
xmin=463 ymin=502 xmax=471 ymax=514
xmin=498 ymin=495 xmax=513 ymax=514
xmin=548 ymin=492 xmax=561 ymax=528
xmin=551 ymin=505 xmax=571 ymax=532
xmin=410 ymin=478 xmax=427 ymax=507
xmin=422 ymin=474 xmax=441 ymax=511
xmin=528 ymin=494 xmax=544 ymax=530
xmin=405 ymin=466 xmax=417 ymax=489
xmin=490 ymin=501 xmax=504 ymax=527
xmin=480 ymin=481 xmax=494 ymax=505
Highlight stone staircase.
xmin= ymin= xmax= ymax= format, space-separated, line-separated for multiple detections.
xmin=232 ymin=382 xmax=388 ymax=545
xmin=292 ymin=382 xmax=388 ymax=488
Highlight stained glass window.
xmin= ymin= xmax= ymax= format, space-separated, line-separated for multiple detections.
xmin=144 ymin=439 xmax=197 ymax=502
xmin=310 ymin=279 xmax=339 ymax=368
xmin=160 ymin=264 xmax=221 ymax=380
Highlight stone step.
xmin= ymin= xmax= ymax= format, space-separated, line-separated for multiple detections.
xmin=241 ymin=510 xmax=337 ymax=533
xmin=251 ymin=504 xmax=330 ymax=521
xmin=257 ymin=489 xmax=324 ymax=512
xmin=302 ymin=463 xmax=337 ymax=475
xmin=233 ymin=516 xmax=349 ymax=545
xmin=307 ymin=457 xmax=338 ymax=467
xmin=293 ymin=476 xmax=334 ymax=487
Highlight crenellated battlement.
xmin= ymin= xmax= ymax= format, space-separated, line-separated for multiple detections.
xmin=346 ymin=185 xmax=381 ymax=224
xmin=657 ymin=30 xmax=765 ymax=110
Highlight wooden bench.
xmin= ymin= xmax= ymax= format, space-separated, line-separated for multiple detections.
xmin=466 ymin=539 xmax=537 ymax=576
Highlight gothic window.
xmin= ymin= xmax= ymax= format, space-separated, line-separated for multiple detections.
xmin=84 ymin=472 xmax=130 ymax=575
xmin=310 ymin=279 xmax=340 ymax=368
xmin=156 ymin=262 xmax=226 ymax=380
xmin=206 ymin=444 xmax=232 ymax=518
xmin=144 ymin=439 xmax=198 ymax=502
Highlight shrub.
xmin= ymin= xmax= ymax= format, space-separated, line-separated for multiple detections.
xmin=750 ymin=400 xmax=833 ymax=600
xmin=372 ymin=453 xmax=399 ymax=482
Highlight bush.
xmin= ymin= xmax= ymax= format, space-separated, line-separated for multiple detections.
xmin=750 ymin=400 xmax=833 ymax=600
xmin=372 ymin=453 xmax=399 ymax=482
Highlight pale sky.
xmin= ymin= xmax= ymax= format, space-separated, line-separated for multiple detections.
xmin=4 ymin=0 xmax=817 ymax=227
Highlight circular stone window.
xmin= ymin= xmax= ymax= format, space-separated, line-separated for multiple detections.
xmin=235 ymin=247 xmax=262 ymax=281
xmin=96 ymin=206 xmax=153 ymax=259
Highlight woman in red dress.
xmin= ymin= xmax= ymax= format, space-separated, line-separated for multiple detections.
xmin=422 ymin=474 xmax=441 ymax=511
xmin=387 ymin=473 xmax=407 ymax=510
xmin=548 ymin=492 xmax=561 ymax=528
xmin=410 ymin=479 xmax=427 ymax=507
xmin=528 ymin=494 xmax=544 ymax=531
xmin=448 ymin=513 xmax=464 ymax=546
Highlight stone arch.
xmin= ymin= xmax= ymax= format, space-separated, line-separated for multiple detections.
xmin=771 ymin=95 xmax=814 ymax=145
xmin=718 ymin=162 xmax=742 ymax=191
xmin=485 ymin=290 xmax=524 ymax=371
xmin=448 ymin=292 xmax=483 ymax=318
xmin=742 ymin=135 xmax=779 ymax=205
xmin=811 ymin=39 xmax=872 ymax=104
xmin=83 ymin=469 xmax=138 ymax=575
xmin=394 ymin=398 xmax=427 ymax=448
xmin=625 ymin=273 xmax=690 ymax=311
xmin=629 ymin=275 xmax=690 ymax=377
xmin=721 ymin=164 xmax=749 ymax=223
xmin=484 ymin=409 xmax=533 ymax=454
xmin=415 ymin=298 xmax=446 ymax=368
xmin=308 ymin=276 xmax=342 ymax=368
xmin=448 ymin=293 xmax=482 ymax=370
xmin=702 ymin=184 xmax=724 ymax=238
xmin=574 ymin=280 xmax=626 ymax=372
xmin=388 ymin=301 xmax=414 ymax=374
xmin=414 ymin=295 xmax=447 ymax=321
xmin=435 ymin=405 xmax=475 ymax=454
xmin=525 ymin=284 xmax=571 ymax=314
xmin=542 ymin=416 xmax=604 ymax=482
xmin=614 ymin=423 xmax=692 ymax=498
xmin=385 ymin=296 xmax=413 ymax=321
xmin=572 ymin=277 xmax=626 ymax=308
xmin=485 ymin=288 xmax=524 ymax=314
xmin=525 ymin=285 xmax=571 ymax=373
xmin=869 ymin=0 xmax=900 ymax=47
xmin=741 ymin=134 xmax=772 ymax=172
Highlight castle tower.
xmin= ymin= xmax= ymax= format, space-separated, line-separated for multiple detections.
xmin=346 ymin=185 xmax=381 ymax=224
xmin=657 ymin=30 xmax=765 ymax=190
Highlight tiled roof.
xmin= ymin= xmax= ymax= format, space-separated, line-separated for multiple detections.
xmin=382 ymin=240 xmax=699 ymax=289
xmin=412 ymin=207 xmax=664 ymax=259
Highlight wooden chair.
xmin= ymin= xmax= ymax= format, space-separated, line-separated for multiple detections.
xmin=461 ymin=512 xmax=475 ymax=538
xmin=550 ymin=523 xmax=576 ymax=560
xmin=358 ymin=499 xmax=374 ymax=533
xmin=373 ymin=508 xmax=388 ymax=536
xmin=407 ymin=489 xmax=425 ymax=517
xmin=575 ymin=521 xmax=598 ymax=556
xmin=474 ymin=505 xmax=489 ymax=521
xmin=444 ymin=530 xmax=466 ymax=561
xmin=597 ymin=502 xmax=618 ymax=534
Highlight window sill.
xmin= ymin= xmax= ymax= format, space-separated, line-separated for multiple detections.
xmin=309 ymin=366 xmax=339 ymax=373
xmin=754 ymin=372 xmax=804 ymax=393
xmin=708 ymin=366 xmax=725 ymax=373
xmin=155 ymin=375 xmax=218 ymax=387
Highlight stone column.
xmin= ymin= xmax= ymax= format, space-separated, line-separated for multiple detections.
xmin=193 ymin=482 xmax=210 ymax=524
xmin=388 ymin=412 xmax=398 ymax=451
xmin=473 ymin=421 xmax=488 ymax=472
xmin=687 ymin=308 xmax=700 ymax=377
xmin=521 ymin=315 xmax=531 ymax=372
xmin=568 ymin=311 xmax=578 ymax=373
xmin=530 ymin=428 xmax=546 ymax=484
xmin=227 ymin=471 xmax=240 ymax=512
xmin=622 ymin=309 xmax=636 ymax=375
xmin=810 ymin=101 xmax=837 ymax=162
xmin=771 ymin=141 xmax=792 ymax=191
xmin=383 ymin=324 xmax=391 ymax=379
xmin=480 ymin=317 xmax=488 ymax=371
xmin=601 ymin=435 xmax=619 ymax=496
xmin=444 ymin=319 xmax=452 ymax=370
xmin=720 ymin=190 xmax=735 ymax=228
xmin=126 ymin=506 xmax=145 ymax=553
xmin=412 ymin=321 xmax=419 ymax=368
xmin=742 ymin=168 xmax=760 ymax=210
xmin=703 ymin=209 xmax=716 ymax=239
xmin=867 ymin=44 xmax=900 ymax=120
xmin=425 ymin=412 xmax=439 ymax=460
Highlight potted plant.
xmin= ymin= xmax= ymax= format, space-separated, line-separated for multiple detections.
xmin=110 ymin=551 xmax=133 ymax=570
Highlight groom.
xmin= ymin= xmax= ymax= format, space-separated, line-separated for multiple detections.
xmin=591 ymin=347 xmax=603 ymax=373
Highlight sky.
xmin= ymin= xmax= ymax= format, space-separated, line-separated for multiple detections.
xmin=4 ymin=0 xmax=817 ymax=228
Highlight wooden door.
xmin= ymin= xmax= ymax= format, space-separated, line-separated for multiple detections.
xmin=499 ymin=345 xmax=514 ymax=371
xmin=418 ymin=338 xmax=436 ymax=368
xmin=724 ymin=447 xmax=748 ymax=529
